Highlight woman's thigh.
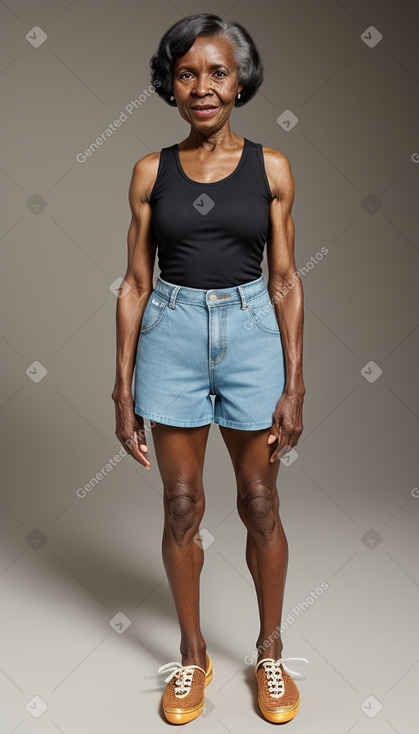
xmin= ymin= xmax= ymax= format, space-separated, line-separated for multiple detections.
xmin=151 ymin=422 xmax=211 ymax=490
xmin=218 ymin=425 xmax=280 ymax=490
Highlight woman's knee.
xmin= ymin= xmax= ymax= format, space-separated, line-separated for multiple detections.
xmin=163 ymin=478 xmax=205 ymax=542
xmin=237 ymin=480 xmax=279 ymax=539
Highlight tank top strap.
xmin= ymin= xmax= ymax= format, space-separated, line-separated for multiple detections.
xmin=253 ymin=141 xmax=274 ymax=202
xmin=150 ymin=145 xmax=175 ymax=204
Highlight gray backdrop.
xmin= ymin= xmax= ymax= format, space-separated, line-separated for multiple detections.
xmin=1 ymin=1 xmax=418 ymax=732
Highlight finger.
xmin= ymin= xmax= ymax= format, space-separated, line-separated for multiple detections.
xmin=132 ymin=447 xmax=151 ymax=469
xmin=135 ymin=434 xmax=147 ymax=449
xmin=269 ymin=427 xmax=282 ymax=462
xmin=133 ymin=435 xmax=151 ymax=469
xmin=138 ymin=445 xmax=151 ymax=467
xmin=124 ymin=434 xmax=151 ymax=469
xmin=272 ymin=431 xmax=295 ymax=464
xmin=133 ymin=429 xmax=148 ymax=453
xmin=267 ymin=422 xmax=280 ymax=444
xmin=276 ymin=439 xmax=294 ymax=463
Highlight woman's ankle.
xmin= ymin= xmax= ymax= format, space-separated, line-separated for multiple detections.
xmin=256 ymin=634 xmax=283 ymax=662
xmin=180 ymin=638 xmax=207 ymax=667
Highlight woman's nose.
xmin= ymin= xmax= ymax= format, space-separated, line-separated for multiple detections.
xmin=192 ymin=74 xmax=212 ymax=96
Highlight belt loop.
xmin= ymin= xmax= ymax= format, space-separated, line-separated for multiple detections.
xmin=168 ymin=284 xmax=181 ymax=309
xmin=237 ymin=284 xmax=248 ymax=310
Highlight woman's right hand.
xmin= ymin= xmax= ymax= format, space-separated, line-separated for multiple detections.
xmin=112 ymin=392 xmax=151 ymax=470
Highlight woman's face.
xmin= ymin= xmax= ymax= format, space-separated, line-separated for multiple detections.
xmin=172 ymin=35 xmax=244 ymax=132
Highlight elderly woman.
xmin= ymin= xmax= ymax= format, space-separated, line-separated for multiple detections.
xmin=112 ymin=12 xmax=307 ymax=725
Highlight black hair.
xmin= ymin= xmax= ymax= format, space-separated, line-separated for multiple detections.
xmin=150 ymin=13 xmax=264 ymax=107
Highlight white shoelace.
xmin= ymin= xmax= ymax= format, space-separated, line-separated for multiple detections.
xmin=257 ymin=657 xmax=308 ymax=698
xmin=158 ymin=661 xmax=206 ymax=699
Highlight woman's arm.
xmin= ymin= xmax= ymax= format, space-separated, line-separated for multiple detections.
xmin=111 ymin=153 xmax=159 ymax=468
xmin=263 ymin=148 xmax=306 ymax=461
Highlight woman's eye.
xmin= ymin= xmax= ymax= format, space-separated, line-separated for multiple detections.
xmin=178 ymin=70 xmax=226 ymax=80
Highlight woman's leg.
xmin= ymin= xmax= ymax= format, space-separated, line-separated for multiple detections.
xmin=218 ymin=425 xmax=288 ymax=662
xmin=151 ymin=422 xmax=211 ymax=672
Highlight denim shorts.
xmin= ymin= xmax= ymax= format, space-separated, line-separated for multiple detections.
xmin=133 ymin=274 xmax=286 ymax=430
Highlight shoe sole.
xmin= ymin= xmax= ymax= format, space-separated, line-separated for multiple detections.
xmin=162 ymin=654 xmax=213 ymax=725
xmin=258 ymin=692 xmax=300 ymax=723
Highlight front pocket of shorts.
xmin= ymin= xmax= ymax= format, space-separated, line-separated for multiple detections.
xmin=140 ymin=296 xmax=168 ymax=334
xmin=247 ymin=293 xmax=280 ymax=334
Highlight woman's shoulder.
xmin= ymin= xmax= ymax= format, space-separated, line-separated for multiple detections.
xmin=249 ymin=139 xmax=292 ymax=177
xmin=131 ymin=143 xmax=176 ymax=178
xmin=260 ymin=144 xmax=292 ymax=170
xmin=259 ymin=146 xmax=294 ymax=201
xmin=261 ymin=146 xmax=293 ymax=178
xmin=129 ymin=151 xmax=163 ymax=205
xmin=131 ymin=150 xmax=161 ymax=177
xmin=131 ymin=150 xmax=162 ymax=182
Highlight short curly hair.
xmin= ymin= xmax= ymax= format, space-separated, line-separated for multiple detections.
xmin=150 ymin=13 xmax=264 ymax=108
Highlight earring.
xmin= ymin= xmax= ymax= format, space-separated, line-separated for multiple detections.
xmin=170 ymin=95 xmax=174 ymax=101
xmin=237 ymin=92 xmax=241 ymax=100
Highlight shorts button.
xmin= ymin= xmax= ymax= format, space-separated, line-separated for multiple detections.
xmin=209 ymin=294 xmax=218 ymax=301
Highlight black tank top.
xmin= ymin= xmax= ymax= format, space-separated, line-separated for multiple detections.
xmin=149 ymin=137 xmax=273 ymax=288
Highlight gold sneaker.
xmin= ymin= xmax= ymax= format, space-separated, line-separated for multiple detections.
xmin=255 ymin=656 xmax=308 ymax=723
xmin=158 ymin=653 xmax=213 ymax=724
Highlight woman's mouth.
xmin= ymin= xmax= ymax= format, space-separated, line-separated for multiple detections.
xmin=190 ymin=106 xmax=219 ymax=118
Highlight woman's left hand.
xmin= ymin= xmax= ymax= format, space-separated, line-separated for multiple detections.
xmin=267 ymin=387 xmax=306 ymax=463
